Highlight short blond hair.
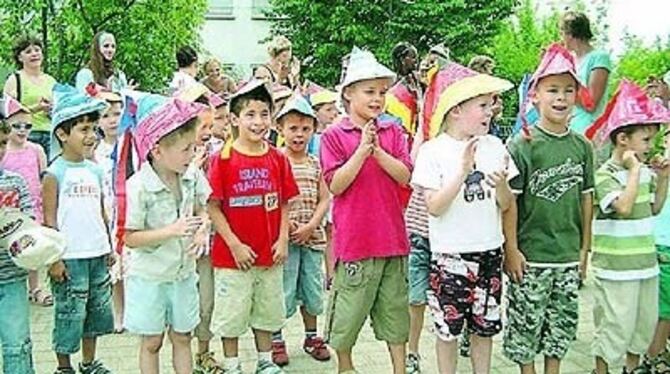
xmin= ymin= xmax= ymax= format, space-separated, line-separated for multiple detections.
xmin=267 ymin=35 xmax=292 ymax=58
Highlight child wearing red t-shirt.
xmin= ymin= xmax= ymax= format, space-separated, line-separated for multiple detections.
xmin=207 ymin=80 xmax=299 ymax=374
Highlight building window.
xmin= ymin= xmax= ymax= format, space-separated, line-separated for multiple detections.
xmin=251 ymin=0 xmax=273 ymax=19
xmin=207 ymin=0 xmax=234 ymax=19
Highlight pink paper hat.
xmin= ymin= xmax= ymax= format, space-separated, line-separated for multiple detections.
xmin=585 ymin=79 xmax=670 ymax=145
xmin=133 ymin=95 xmax=208 ymax=163
xmin=207 ymin=92 xmax=226 ymax=108
xmin=0 ymin=95 xmax=29 ymax=119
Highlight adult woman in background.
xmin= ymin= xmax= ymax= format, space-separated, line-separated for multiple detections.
xmin=3 ymin=35 xmax=57 ymax=156
xmin=76 ymin=31 xmax=134 ymax=92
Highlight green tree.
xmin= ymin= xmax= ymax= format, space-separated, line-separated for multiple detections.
xmin=0 ymin=0 xmax=207 ymax=91
xmin=612 ymin=33 xmax=670 ymax=88
xmin=269 ymin=0 xmax=518 ymax=87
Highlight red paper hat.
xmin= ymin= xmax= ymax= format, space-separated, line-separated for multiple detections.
xmin=585 ymin=79 xmax=670 ymax=145
xmin=1 ymin=95 xmax=29 ymax=118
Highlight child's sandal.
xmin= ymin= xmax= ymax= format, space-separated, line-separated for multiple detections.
xmin=29 ymin=288 xmax=53 ymax=306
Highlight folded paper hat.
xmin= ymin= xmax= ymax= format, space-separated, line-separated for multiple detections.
xmin=229 ymin=79 xmax=274 ymax=113
xmin=50 ymin=84 xmax=109 ymax=159
xmin=310 ymin=89 xmax=338 ymax=107
xmin=132 ymin=94 xmax=208 ymax=163
xmin=174 ymin=82 xmax=211 ymax=103
xmin=207 ymin=92 xmax=226 ymax=108
xmin=0 ymin=95 xmax=30 ymax=119
xmin=276 ymin=93 xmax=316 ymax=121
xmin=423 ymin=62 xmax=513 ymax=140
xmin=0 ymin=208 xmax=65 ymax=271
xmin=272 ymin=84 xmax=293 ymax=102
xmin=585 ymin=79 xmax=670 ymax=145
xmin=340 ymin=46 xmax=396 ymax=89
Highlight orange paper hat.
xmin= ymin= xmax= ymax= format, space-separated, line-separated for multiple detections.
xmin=585 ymin=79 xmax=670 ymax=145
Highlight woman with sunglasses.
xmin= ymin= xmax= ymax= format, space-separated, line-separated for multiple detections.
xmin=3 ymin=35 xmax=57 ymax=157
xmin=0 ymin=96 xmax=51 ymax=307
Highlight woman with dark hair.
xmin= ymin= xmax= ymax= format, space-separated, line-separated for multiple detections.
xmin=3 ymin=34 xmax=57 ymax=156
xmin=169 ymin=45 xmax=199 ymax=95
xmin=76 ymin=31 xmax=132 ymax=92
xmin=561 ymin=10 xmax=612 ymax=134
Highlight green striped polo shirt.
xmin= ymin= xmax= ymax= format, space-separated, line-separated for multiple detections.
xmin=592 ymin=159 xmax=659 ymax=280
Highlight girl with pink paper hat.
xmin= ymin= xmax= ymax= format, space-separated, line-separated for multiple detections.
xmin=586 ymin=80 xmax=670 ymax=374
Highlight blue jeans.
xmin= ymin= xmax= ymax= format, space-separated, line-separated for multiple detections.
xmin=283 ymin=244 xmax=324 ymax=318
xmin=0 ymin=279 xmax=34 ymax=374
xmin=51 ymin=256 xmax=114 ymax=354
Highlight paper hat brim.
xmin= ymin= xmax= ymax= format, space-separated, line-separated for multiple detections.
xmin=1 ymin=95 xmax=30 ymax=118
xmin=310 ymin=90 xmax=338 ymax=107
xmin=175 ymin=83 xmax=211 ymax=103
xmin=275 ymin=94 xmax=317 ymax=121
xmin=429 ymin=75 xmax=513 ymax=138
xmin=340 ymin=47 xmax=396 ymax=89
xmin=229 ymin=79 xmax=274 ymax=113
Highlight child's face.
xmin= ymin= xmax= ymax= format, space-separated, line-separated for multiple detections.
xmin=153 ymin=132 xmax=196 ymax=174
xmin=99 ymin=103 xmax=122 ymax=139
xmin=56 ymin=117 xmax=99 ymax=159
xmin=212 ymin=106 xmax=231 ymax=141
xmin=195 ymin=114 xmax=213 ymax=146
xmin=532 ymin=74 xmax=577 ymax=127
xmin=279 ymin=113 xmax=315 ymax=154
xmin=619 ymin=126 xmax=658 ymax=162
xmin=6 ymin=112 xmax=33 ymax=145
xmin=344 ymin=79 xmax=390 ymax=122
xmin=232 ymin=100 xmax=272 ymax=144
xmin=254 ymin=67 xmax=273 ymax=85
xmin=316 ymin=103 xmax=339 ymax=128
xmin=452 ymin=94 xmax=494 ymax=137
xmin=0 ymin=130 xmax=8 ymax=161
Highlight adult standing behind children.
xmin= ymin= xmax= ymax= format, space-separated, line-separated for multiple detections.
xmin=3 ymin=35 xmax=57 ymax=156
xmin=561 ymin=11 xmax=611 ymax=134
xmin=169 ymin=46 xmax=199 ymax=96
xmin=321 ymin=47 xmax=412 ymax=374
xmin=76 ymin=31 xmax=135 ymax=92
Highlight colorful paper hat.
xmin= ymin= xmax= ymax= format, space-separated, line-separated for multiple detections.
xmin=340 ymin=46 xmax=396 ymax=89
xmin=386 ymin=82 xmax=418 ymax=135
xmin=174 ymin=82 xmax=210 ymax=103
xmin=83 ymin=82 xmax=122 ymax=103
xmin=585 ymin=79 xmax=670 ymax=145
xmin=429 ymin=43 xmax=450 ymax=61
xmin=229 ymin=79 xmax=274 ymax=113
xmin=302 ymin=80 xmax=326 ymax=97
xmin=50 ymin=84 xmax=109 ymax=159
xmin=133 ymin=94 xmax=207 ymax=163
xmin=0 ymin=95 xmax=29 ymax=119
xmin=272 ymin=84 xmax=293 ymax=102
xmin=310 ymin=89 xmax=338 ymax=107
xmin=276 ymin=93 xmax=317 ymax=121
xmin=0 ymin=208 xmax=65 ymax=270
xmin=207 ymin=92 xmax=226 ymax=108
xmin=422 ymin=63 xmax=513 ymax=140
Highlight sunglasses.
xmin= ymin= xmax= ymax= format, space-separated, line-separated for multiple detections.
xmin=11 ymin=123 xmax=33 ymax=131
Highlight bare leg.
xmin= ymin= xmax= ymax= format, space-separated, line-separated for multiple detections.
xmin=470 ymin=335 xmax=492 ymax=373
xmin=648 ymin=321 xmax=670 ymax=357
xmin=112 ymin=281 xmax=124 ymax=331
xmin=197 ymin=339 xmax=211 ymax=355
xmin=625 ymin=352 xmax=641 ymax=372
xmin=336 ymin=349 xmax=354 ymax=373
xmin=388 ymin=343 xmax=407 ymax=374
xmin=139 ymin=334 xmax=164 ymax=374
xmin=56 ymin=353 xmax=72 ymax=370
xmin=81 ymin=337 xmax=97 ymax=364
xmin=519 ymin=363 xmax=536 ymax=374
xmin=301 ymin=306 xmax=318 ymax=332
xmin=324 ymin=224 xmax=334 ymax=285
xmin=253 ymin=329 xmax=272 ymax=353
xmin=544 ymin=357 xmax=560 ymax=374
xmin=169 ymin=330 xmax=193 ymax=374
xmin=436 ymin=339 xmax=458 ymax=374
xmin=408 ymin=304 xmax=426 ymax=354
xmin=222 ymin=337 xmax=239 ymax=358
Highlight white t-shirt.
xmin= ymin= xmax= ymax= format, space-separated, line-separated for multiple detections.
xmin=168 ymin=71 xmax=197 ymax=95
xmin=411 ymin=134 xmax=518 ymax=254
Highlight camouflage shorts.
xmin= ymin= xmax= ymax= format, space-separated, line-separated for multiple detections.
xmin=503 ymin=266 xmax=580 ymax=364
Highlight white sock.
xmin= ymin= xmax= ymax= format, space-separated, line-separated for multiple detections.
xmin=258 ymin=351 xmax=272 ymax=363
xmin=224 ymin=357 xmax=240 ymax=370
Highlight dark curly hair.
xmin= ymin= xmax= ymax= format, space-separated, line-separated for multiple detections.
xmin=391 ymin=42 xmax=417 ymax=75
xmin=561 ymin=11 xmax=594 ymax=41
xmin=12 ymin=35 xmax=43 ymax=67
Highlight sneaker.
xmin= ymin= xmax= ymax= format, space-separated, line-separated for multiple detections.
xmin=303 ymin=336 xmax=331 ymax=361
xmin=406 ymin=352 xmax=421 ymax=374
xmin=195 ymin=351 xmax=224 ymax=374
xmin=78 ymin=360 xmax=112 ymax=374
xmin=54 ymin=368 xmax=76 ymax=374
xmin=271 ymin=341 xmax=289 ymax=366
xmin=650 ymin=351 xmax=670 ymax=373
xmin=255 ymin=359 xmax=284 ymax=374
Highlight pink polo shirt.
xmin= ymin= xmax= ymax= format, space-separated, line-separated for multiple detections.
xmin=320 ymin=116 xmax=412 ymax=262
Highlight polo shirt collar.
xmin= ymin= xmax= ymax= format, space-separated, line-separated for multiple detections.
xmin=340 ymin=116 xmax=394 ymax=131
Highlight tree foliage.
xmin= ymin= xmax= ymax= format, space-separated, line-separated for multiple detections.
xmin=0 ymin=0 xmax=207 ymax=91
xmin=269 ymin=0 xmax=518 ymax=87
xmin=612 ymin=34 xmax=670 ymax=88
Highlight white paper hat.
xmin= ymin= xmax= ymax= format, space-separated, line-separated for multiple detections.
xmin=0 ymin=208 xmax=65 ymax=270
xmin=340 ymin=46 xmax=396 ymax=89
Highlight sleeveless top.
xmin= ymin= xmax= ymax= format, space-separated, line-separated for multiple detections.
xmin=17 ymin=71 xmax=56 ymax=133
xmin=0 ymin=142 xmax=43 ymax=223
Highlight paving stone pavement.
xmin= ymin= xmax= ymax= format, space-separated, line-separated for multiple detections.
xmin=16 ymin=278 xmax=599 ymax=373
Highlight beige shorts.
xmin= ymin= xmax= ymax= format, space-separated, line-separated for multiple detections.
xmin=212 ymin=266 xmax=285 ymax=338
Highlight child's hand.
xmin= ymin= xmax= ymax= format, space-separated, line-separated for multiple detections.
xmin=37 ymin=97 xmax=52 ymax=113
xmin=461 ymin=137 xmax=478 ymax=174
xmin=230 ymin=241 xmax=257 ymax=271
xmin=187 ymin=229 xmax=209 ymax=258
xmin=579 ymin=249 xmax=589 ymax=281
xmin=503 ymin=247 xmax=526 ymax=283
xmin=356 ymin=120 xmax=376 ymax=157
xmin=289 ymin=219 xmax=299 ymax=234
xmin=194 ymin=146 xmax=208 ymax=169
xmin=272 ymin=236 xmax=289 ymax=265
xmin=106 ymin=253 xmax=117 ymax=268
xmin=622 ymin=150 xmax=641 ymax=170
xmin=169 ymin=216 xmax=203 ymax=238
xmin=291 ymin=222 xmax=316 ymax=245
xmin=650 ymin=155 xmax=670 ymax=178
xmin=49 ymin=260 xmax=68 ymax=283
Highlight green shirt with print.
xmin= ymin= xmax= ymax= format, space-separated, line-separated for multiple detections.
xmin=507 ymin=126 xmax=595 ymax=264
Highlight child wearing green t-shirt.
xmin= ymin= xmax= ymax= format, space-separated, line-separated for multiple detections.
xmin=504 ymin=44 xmax=595 ymax=374
xmin=586 ymin=80 xmax=670 ymax=374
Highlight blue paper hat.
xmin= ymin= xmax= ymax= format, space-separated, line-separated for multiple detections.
xmin=275 ymin=93 xmax=317 ymax=121
xmin=50 ymin=84 xmax=108 ymax=159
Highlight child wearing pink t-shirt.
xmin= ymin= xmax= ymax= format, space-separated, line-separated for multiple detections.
xmin=321 ymin=47 xmax=411 ymax=374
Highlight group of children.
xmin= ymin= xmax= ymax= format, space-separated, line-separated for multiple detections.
xmin=0 ymin=36 xmax=669 ymax=374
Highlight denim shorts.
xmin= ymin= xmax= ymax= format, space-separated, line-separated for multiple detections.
xmin=0 ymin=279 xmax=34 ymax=373
xmin=283 ymin=244 xmax=324 ymax=318
xmin=51 ymin=256 xmax=114 ymax=354
xmin=407 ymin=234 xmax=431 ymax=305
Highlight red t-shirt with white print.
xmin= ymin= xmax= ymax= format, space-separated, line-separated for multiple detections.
xmin=208 ymin=146 xmax=299 ymax=269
